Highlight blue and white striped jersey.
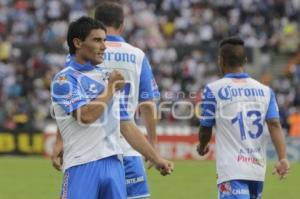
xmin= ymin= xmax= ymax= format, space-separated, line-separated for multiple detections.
xmin=63 ymin=35 xmax=160 ymax=157
xmin=200 ymin=72 xmax=279 ymax=184
xmin=51 ymin=58 xmax=126 ymax=171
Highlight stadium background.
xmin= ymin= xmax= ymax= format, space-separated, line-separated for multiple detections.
xmin=0 ymin=0 xmax=300 ymax=198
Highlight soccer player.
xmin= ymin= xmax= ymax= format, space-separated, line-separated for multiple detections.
xmin=51 ymin=16 xmax=173 ymax=199
xmin=94 ymin=2 xmax=160 ymax=198
xmin=197 ymin=37 xmax=289 ymax=199
xmin=52 ymin=2 xmax=161 ymax=198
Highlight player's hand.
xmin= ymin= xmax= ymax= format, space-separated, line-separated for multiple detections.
xmin=51 ymin=140 xmax=63 ymax=171
xmin=154 ymin=158 xmax=174 ymax=176
xmin=272 ymin=158 xmax=289 ymax=180
xmin=108 ymin=70 xmax=125 ymax=91
xmin=197 ymin=143 xmax=209 ymax=156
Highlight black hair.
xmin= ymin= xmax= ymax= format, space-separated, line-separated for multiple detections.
xmin=94 ymin=2 xmax=124 ymax=29
xmin=219 ymin=37 xmax=246 ymax=67
xmin=67 ymin=16 xmax=106 ymax=55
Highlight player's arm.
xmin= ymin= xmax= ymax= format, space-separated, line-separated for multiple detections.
xmin=51 ymin=128 xmax=63 ymax=171
xmin=73 ymin=70 xmax=125 ymax=124
xmin=197 ymin=86 xmax=216 ymax=156
xmin=197 ymin=126 xmax=212 ymax=155
xmin=138 ymin=56 xmax=160 ymax=149
xmin=266 ymin=119 xmax=289 ymax=179
xmin=139 ymin=101 xmax=158 ymax=148
xmin=266 ymin=89 xmax=289 ymax=179
xmin=120 ymin=121 xmax=174 ymax=176
xmin=267 ymin=119 xmax=287 ymax=160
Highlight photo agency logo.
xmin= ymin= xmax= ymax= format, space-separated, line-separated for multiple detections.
xmin=50 ymin=77 xmax=267 ymax=126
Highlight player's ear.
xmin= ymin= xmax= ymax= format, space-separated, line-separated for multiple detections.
xmin=118 ymin=23 xmax=124 ymax=34
xmin=73 ymin=38 xmax=83 ymax=50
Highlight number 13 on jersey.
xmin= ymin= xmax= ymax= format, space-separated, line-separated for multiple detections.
xmin=231 ymin=110 xmax=263 ymax=140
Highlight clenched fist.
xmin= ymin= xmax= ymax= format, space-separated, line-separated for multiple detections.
xmin=108 ymin=70 xmax=125 ymax=91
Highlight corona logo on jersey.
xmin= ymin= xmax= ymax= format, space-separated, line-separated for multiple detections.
xmin=104 ymin=51 xmax=137 ymax=64
xmin=218 ymin=86 xmax=265 ymax=101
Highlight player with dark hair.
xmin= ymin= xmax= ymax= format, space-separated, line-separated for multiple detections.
xmin=197 ymin=36 xmax=289 ymax=199
xmin=52 ymin=2 xmax=162 ymax=198
xmin=94 ymin=2 xmax=161 ymax=198
xmin=51 ymin=16 xmax=173 ymax=199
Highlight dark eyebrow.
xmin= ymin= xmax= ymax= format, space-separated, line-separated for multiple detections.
xmin=93 ymin=37 xmax=106 ymax=41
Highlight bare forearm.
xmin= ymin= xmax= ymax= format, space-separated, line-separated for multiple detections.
xmin=199 ymin=126 xmax=212 ymax=146
xmin=267 ymin=119 xmax=287 ymax=160
xmin=56 ymin=128 xmax=62 ymax=142
xmin=74 ymin=84 xmax=114 ymax=123
xmin=121 ymin=121 xmax=160 ymax=163
xmin=140 ymin=101 xmax=157 ymax=146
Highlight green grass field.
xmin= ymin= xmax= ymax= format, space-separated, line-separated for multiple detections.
xmin=0 ymin=157 xmax=298 ymax=199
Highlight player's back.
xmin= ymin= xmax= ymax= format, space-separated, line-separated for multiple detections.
xmin=103 ymin=35 xmax=145 ymax=115
xmin=205 ymin=73 xmax=277 ymax=183
xmin=103 ymin=35 xmax=159 ymax=156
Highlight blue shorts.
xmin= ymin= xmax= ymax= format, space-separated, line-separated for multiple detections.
xmin=218 ymin=180 xmax=263 ymax=199
xmin=124 ymin=156 xmax=150 ymax=199
xmin=60 ymin=155 xmax=126 ymax=199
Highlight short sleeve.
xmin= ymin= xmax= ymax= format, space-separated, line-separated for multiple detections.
xmin=266 ymin=89 xmax=280 ymax=120
xmin=138 ymin=56 xmax=160 ymax=102
xmin=199 ymin=86 xmax=216 ymax=127
xmin=51 ymin=73 xmax=104 ymax=114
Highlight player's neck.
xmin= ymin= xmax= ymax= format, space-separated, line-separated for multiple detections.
xmin=74 ymin=54 xmax=94 ymax=66
xmin=106 ymin=27 xmax=122 ymax=36
xmin=223 ymin=67 xmax=244 ymax=75
xmin=73 ymin=55 xmax=85 ymax=65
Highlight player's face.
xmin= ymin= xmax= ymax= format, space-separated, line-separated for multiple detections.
xmin=81 ymin=29 xmax=106 ymax=65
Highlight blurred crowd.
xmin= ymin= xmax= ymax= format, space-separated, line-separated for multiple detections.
xmin=0 ymin=0 xmax=300 ymax=136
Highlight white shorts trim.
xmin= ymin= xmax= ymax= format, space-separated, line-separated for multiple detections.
xmin=127 ymin=193 xmax=151 ymax=199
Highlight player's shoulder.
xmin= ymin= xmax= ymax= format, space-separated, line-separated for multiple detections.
xmin=247 ymin=77 xmax=271 ymax=91
xmin=122 ymin=42 xmax=145 ymax=57
xmin=205 ymin=78 xmax=227 ymax=90
xmin=52 ymin=66 xmax=78 ymax=84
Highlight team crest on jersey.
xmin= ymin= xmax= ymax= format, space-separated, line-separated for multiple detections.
xmin=58 ymin=75 xmax=67 ymax=85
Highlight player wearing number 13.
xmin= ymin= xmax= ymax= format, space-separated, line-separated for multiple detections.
xmin=197 ymin=37 xmax=289 ymax=199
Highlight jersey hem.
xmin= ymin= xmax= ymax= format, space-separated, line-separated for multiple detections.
xmin=217 ymin=176 xmax=265 ymax=184
xmin=63 ymin=152 xmax=122 ymax=172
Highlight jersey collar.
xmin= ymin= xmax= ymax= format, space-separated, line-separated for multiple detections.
xmin=224 ymin=72 xmax=250 ymax=79
xmin=66 ymin=55 xmax=94 ymax=71
xmin=106 ymin=35 xmax=125 ymax=42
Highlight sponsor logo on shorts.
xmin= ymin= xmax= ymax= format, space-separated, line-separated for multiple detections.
xmin=126 ymin=176 xmax=145 ymax=185
xmin=219 ymin=182 xmax=249 ymax=196
xmin=219 ymin=182 xmax=231 ymax=195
